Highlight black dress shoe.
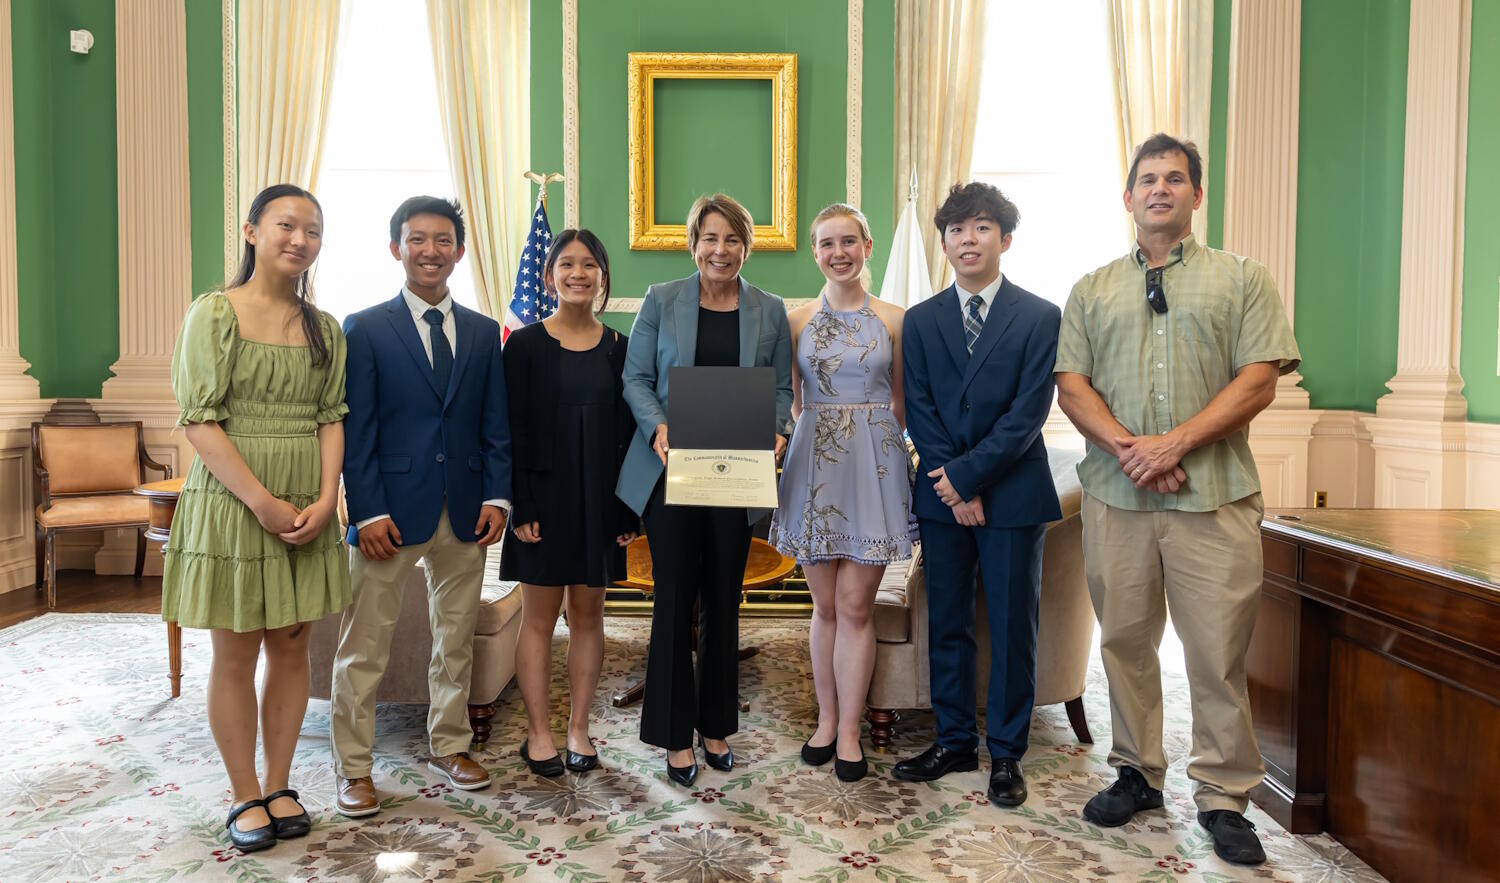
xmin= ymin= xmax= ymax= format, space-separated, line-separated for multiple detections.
xmin=667 ymin=758 xmax=699 ymax=787
xmin=225 ymin=799 xmax=276 ymax=852
xmin=801 ymin=738 xmax=835 ymax=767
xmin=699 ymin=736 xmax=733 ymax=772
xmin=986 ymin=758 xmax=1027 ymax=807
xmin=891 ymin=743 xmax=979 ymax=782
xmin=834 ymin=746 xmax=868 ymax=783
xmin=564 ymin=743 xmax=599 ymax=773
xmin=264 ymin=788 xmax=311 ymax=839
xmin=1197 ymin=810 xmax=1266 ymax=865
xmin=1082 ymin=765 xmax=1164 ymax=827
xmin=520 ymin=739 xmax=565 ymax=778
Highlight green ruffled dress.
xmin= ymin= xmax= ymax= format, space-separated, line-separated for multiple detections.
xmin=161 ymin=293 xmax=352 ymax=632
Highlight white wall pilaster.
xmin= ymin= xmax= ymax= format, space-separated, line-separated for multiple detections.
xmin=1366 ymin=0 xmax=1472 ymax=507
xmin=1376 ymin=0 xmax=1470 ymax=423
xmin=1222 ymin=0 xmax=1317 ymax=505
xmin=101 ymin=0 xmax=192 ymax=403
xmin=0 ymin=0 xmax=40 ymax=401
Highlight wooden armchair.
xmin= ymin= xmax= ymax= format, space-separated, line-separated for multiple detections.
xmin=32 ymin=421 xmax=171 ymax=607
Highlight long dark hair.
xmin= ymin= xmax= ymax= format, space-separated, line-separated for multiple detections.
xmin=543 ymin=228 xmax=612 ymax=314
xmin=229 ymin=183 xmax=329 ymax=366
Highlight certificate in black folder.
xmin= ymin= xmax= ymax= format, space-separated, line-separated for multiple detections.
xmin=665 ymin=366 xmax=778 ymax=507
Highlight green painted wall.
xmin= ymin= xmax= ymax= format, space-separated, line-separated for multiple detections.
xmin=186 ymin=0 xmax=226 ymax=295
xmin=11 ymin=0 xmax=226 ymax=397
xmin=1462 ymin=0 xmax=1500 ymax=422
xmin=531 ymin=0 xmax=895 ymax=321
xmin=1205 ymin=0 xmax=1230 ymax=249
xmin=1293 ymin=0 xmax=1408 ymax=412
xmin=12 ymin=0 xmax=119 ymax=399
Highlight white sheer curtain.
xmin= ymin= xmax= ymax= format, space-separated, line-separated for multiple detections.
xmin=894 ymin=0 xmax=987 ymax=292
xmin=235 ymin=0 xmax=343 ymax=225
xmin=425 ymin=0 xmax=530 ymax=319
xmin=1107 ymin=0 xmax=1215 ymax=241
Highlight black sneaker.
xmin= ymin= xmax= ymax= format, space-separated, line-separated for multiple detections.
xmin=1082 ymin=765 xmax=1164 ymax=827
xmin=1197 ymin=810 xmax=1266 ymax=865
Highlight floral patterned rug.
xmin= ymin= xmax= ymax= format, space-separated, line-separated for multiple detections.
xmin=0 ymin=613 xmax=1384 ymax=883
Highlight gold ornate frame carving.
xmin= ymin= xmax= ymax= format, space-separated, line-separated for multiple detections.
xmin=626 ymin=52 xmax=798 ymax=251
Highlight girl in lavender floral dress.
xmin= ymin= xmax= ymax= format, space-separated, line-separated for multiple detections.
xmin=770 ymin=204 xmax=912 ymax=782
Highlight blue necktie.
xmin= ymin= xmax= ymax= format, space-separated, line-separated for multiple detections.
xmin=423 ymin=308 xmax=452 ymax=398
xmin=964 ymin=294 xmax=985 ymax=355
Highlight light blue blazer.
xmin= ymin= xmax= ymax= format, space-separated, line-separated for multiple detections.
xmin=616 ymin=272 xmax=794 ymax=519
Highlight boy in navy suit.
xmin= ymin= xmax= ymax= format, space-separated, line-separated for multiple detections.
xmin=330 ymin=197 xmax=511 ymax=817
xmin=894 ymin=183 xmax=1061 ymax=807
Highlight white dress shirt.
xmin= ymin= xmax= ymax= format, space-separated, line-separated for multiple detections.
xmin=954 ymin=272 xmax=1005 ymax=324
xmin=401 ymin=286 xmax=458 ymax=365
xmin=354 ymin=287 xmax=507 ymax=533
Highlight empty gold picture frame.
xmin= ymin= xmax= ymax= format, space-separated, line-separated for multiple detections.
xmin=626 ymin=52 xmax=798 ymax=251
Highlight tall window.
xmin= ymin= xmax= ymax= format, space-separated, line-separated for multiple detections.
xmin=313 ymin=0 xmax=476 ymax=324
xmin=971 ymin=0 xmax=1125 ymax=307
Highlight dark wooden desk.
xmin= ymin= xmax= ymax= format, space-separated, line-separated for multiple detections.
xmin=1249 ymin=509 xmax=1500 ymax=883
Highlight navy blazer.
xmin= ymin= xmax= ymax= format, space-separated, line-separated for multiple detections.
xmin=341 ymin=293 xmax=513 ymax=545
xmin=616 ymin=273 xmax=794 ymax=519
xmin=902 ymin=279 xmax=1062 ymax=528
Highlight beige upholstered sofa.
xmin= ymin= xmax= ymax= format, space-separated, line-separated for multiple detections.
xmin=865 ymin=447 xmax=1094 ymax=747
xmin=309 ymin=551 xmax=523 ymax=747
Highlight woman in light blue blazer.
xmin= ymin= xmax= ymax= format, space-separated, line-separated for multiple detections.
xmin=617 ymin=193 xmax=793 ymax=786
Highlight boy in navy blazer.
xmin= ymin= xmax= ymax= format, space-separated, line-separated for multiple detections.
xmin=330 ymin=197 xmax=512 ymax=817
xmin=894 ymin=183 xmax=1061 ymax=808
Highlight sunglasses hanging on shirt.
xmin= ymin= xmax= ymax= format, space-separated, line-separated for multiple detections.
xmin=1145 ymin=267 xmax=1168 ymax=314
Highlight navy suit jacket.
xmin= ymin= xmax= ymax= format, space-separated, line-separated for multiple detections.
xmin=902 ymin=278 xmax=1062 ymax=528
xmin=616 ymin=273 xmax=794 ymax=520
xmin=341 ymin=293 xmax=513 ymax=546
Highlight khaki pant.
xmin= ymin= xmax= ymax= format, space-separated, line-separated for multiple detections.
xmin=330 ymin=509 xmax=485 ymax=778
xmin=1082 ymin=492 xmax=1265 ymax=813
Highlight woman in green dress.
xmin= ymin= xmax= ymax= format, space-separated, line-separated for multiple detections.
xmin=162 ymin=183 xmax=351 ymax=852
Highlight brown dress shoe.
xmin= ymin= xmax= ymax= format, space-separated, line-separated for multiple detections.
xmin=428 ymin=752 xmax=491 ymax=790
xmin=335 ymin=776 xmax=380 ymax=818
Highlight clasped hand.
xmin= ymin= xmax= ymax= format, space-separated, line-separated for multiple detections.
xmin=1115 ymin=434 xmax=1188 ymax=492
xmin=255 ymin=496 xmax=334 ymax=546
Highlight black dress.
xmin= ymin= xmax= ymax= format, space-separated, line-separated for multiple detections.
xmin=499 ymin=323 xmax=635 ymax=586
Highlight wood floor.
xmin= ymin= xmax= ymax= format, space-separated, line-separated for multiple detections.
xmin=0 ymin=571 xmax=162 ymax=630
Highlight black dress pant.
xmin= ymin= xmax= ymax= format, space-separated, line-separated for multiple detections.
xmin=639 ymin=477 xmax=751 ymax=750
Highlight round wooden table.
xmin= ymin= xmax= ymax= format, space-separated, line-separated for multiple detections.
xmin=135 ymin=477 xmax=185 ymax=698
xmin=610 ymin=536 xmax=796 ymax=708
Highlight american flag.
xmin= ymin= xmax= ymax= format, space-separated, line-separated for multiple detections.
xmin=502 ymin=195 xmax=557 ymax=343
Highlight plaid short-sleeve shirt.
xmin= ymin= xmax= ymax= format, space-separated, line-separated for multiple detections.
xmin=1054 ymin=235 xmax=1301 ymax=512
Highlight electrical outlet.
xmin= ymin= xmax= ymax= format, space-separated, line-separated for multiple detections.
xmin=1314 ymin=490 xmax=1328 ymax=508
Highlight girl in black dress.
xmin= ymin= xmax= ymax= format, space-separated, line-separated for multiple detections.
xmin=501 ymin=229 xmax=638 ymax=775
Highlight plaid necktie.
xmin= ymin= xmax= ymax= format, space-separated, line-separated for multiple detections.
xmin=423 ymin=308 xmax=453 ymax=398
xmin=964 ymin=294 xmax=985 ymax=355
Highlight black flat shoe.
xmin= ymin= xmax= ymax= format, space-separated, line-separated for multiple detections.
xmin=891 ymin=743 xmax=979 ymax=782
xmin=1197 ymin=810 xmax=1266 ymax=865
xmin=801 ymin=738 xmax=835 ymax=767
xmin=520 ymin=739 xmax=565 ymax=778
xmin=1082 ymin=765 xmax=1163 ymax=827
xmin=667 ymin=758 xmax=699 ymax=787
xmin=699 ymin=736 xmax=733 ymax=772
xmin=564 ymin=745 xmax=599 ymax=773
xmin=986 ymin=758 xmax=1027 ymax=807
xmin=264 ymin=788 xmax=311 ymax=839
xmin=225 ymin=799 xmax=276 ymax=852
xmin=834 ymin=746 xmax=868 ymax=783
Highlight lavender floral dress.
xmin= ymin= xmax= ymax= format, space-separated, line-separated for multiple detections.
xmin=769 ymin=294 xmax=913 ymax=565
